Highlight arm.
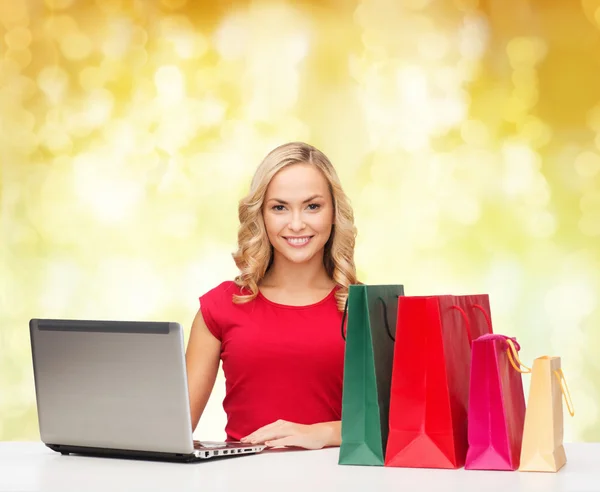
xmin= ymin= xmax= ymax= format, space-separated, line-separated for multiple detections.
xmin=185 ymin=307 xmax=221 ymax=431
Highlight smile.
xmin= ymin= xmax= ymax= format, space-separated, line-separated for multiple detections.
xmin=283 ymin=236 xmax=313 ymax=247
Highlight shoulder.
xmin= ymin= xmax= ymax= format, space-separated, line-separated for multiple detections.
xmin=198 ymin=281 xmax=244 ymax=341
xmin=200 ymin=281 xmax=241 ymax=306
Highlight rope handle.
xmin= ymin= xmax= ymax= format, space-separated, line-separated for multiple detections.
xmin=449 ymin=305 xmax=473 ymax=345
xmin=340 ymin=295 xmax=397 ymax=342
xmin=341 ymin=297 xmax=349 ymax=341
xmin=471 ymin=304 xmax=493 ymax=333
xmin=377 ymin=296 xmax=395 ymax=342
xmin=505 ymin=338 xmax=532 ymax=374
xmin=554 ymin=368 xmax=575 ymax=417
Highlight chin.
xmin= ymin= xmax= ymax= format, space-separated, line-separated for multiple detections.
xmin=282 ymin=252 xmax=315 ymax=264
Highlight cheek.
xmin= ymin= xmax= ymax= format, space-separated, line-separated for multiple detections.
xmin=310 ymin=213 xmax=334 ymax=234
xmin=263 ymin=213 xmax=284 ymax=237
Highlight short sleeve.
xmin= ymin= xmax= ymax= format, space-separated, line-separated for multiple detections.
xmin=199 ymin=281 xmax=236 ymax=341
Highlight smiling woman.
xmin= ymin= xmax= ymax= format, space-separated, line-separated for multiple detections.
xmin=185 ymin=142 xmax=358 ymax=450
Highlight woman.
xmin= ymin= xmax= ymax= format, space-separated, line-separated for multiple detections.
xmin=185 ymin=142 xmax=358 ymax=450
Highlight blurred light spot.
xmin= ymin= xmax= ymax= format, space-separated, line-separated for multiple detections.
xmin=154 ymin=65 xmax=185 ymax=104
xmin=523 ymin=175 xmax=551 ymax=208
xmin=102 ymin=19 xmax=134 ymax=59
xmin=483 ymin=256 xmax=523 ymax=314
xmin=404 ymin=0 xmax=432 ymax=9
xmin=39 ymin=124 xmax=73 ymax=154
xmin=567 ymin=390 xmax=598 ymax=437
xmin=60 ymin=31 xmax=93 ymax=60
xmin=574 ymin=150 xmax=600 ymax=178
xmin=458 ymin=14 xmax=488 ymax=60
xmin=525 ymin=210 xmax=556 ymax=238
xmin=5 ymin=49 xmax=32 ymax=69
xmin=579 ymin=215 xmax=600 ymax=237
xmin=79 ymin=66 xmax=106 ymax=91
xmin=442 ymin=95 xmax=470 ymax=128
xmin=172 ymin=32 xmax=201 ymax=59
xmin=513 ymin=85 xmax=538 ymax=108
xmin=81 ymin=89 xmax=114 ymax=127
xmin=11 ymin=110 xmax=36 ymax=133
xmin=418 ymin=32 xmax=449 ymax=61
xmin=160 ymin=212 xmax=198 ymax=238
xmin=506 ymin=37 xmax=547 ymax=68
xmin=196 ymin=97 xmax=227 ymax=126
xmin=159 ymin=16 xmax=207 ymax=59
xmin=455 ymin=0 xmax=480 ymax=11
xmin=161 ymin=0 xmax=188 ymax=9
xmin=397 ymin=66 xmax=429 ymax=107
xmin=129 ymin=48 xmax=149 ymax=69
xmin=4 ymin=27 xmax=32 ymax=49
xmin=503 ymin=95 xmax=531 ymax=122
xmin=37 ymin=66 xmax=69 ymax=104
xmin=103 ymin=120 xmax=138 ymax=155
xmin=519 ymin=117 xmax=552 ymax=147
xmin=96 ymin=0 xmax=123 ymax=15
xmin=545 ymin=282 xmax=597 ymax=324
xmin=512 ymin=67 xmax=537 ymax=88
xmin=460 ymin=119 xmax=489 ymax=146
xmin=0 ymin=2 xmax=28 ymax=24
xmin=73 ymin=153 xmax=144 ymax=223
xmin=94 ymin=258 xmax=165 ymax=319
xmin=43 ymin=15 xmax=78 ymax=38
xmin=501 ymin=142 xmax=541 ymax=195
xmin=447 ymin=195 xmax=481 ymax=225
xmin=40 ymin=260 xmax=82 ymax=316
xmin=214 ymin=14 xmax=248 ymax=60
xmin=130 ymin=26 xmax=148 ymax=47
xmin=580 ymin=191 xmax=600 ymax=215
xmin=44 ymin=0 xmax=76 ymax=8
xmin=587 ymin=103 xmax=600 ymax=132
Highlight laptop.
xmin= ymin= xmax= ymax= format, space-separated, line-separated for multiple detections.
xmin=29 ymin=319 xmax=266 ymax=462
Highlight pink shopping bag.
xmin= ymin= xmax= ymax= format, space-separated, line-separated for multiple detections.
xmin=465 ymin=334 xmax=527 ymax=470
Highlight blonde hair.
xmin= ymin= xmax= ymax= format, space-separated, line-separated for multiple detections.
xmin=232 ymin=142 xmax=357 ymax=311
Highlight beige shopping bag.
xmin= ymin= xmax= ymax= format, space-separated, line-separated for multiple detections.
xmin=519 ymin=356 xmax=574 ymax=472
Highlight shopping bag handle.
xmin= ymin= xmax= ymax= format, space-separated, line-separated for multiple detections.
xmin=505 ymin=338 xmax=532 ymax=374
xmin=554 ymin=368 xmax=575 ymax=417
xmin=341 ymin=297 xmax=349 ymax=341
xmin=340 ymin=295 xmax=397 ymax=341
xmin=471 ymin=304 xmax=493 ymax=332
xmin=449 ymin=305 xmax=473 ymax=346
xmin=377 ymin=297 xmax=396 ymax=342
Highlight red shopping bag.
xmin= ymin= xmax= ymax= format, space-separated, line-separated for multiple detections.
xmin=384 ymin=295 xmax=493 ymax=469
xmin=465 ymin=334 xmax=527 ymax=470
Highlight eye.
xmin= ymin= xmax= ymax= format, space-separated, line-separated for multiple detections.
xmin=271 ymin=205 xmax=286 ymax=212
xmin=307 ymin=203 xmax=321 ymax=211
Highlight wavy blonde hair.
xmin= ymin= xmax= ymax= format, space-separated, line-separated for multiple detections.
xmin=232 ymin=142 xmax=357 ymax=311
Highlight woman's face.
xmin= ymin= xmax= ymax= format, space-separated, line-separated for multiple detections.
xmin=263 ymin=163 xmax=334 ymax=267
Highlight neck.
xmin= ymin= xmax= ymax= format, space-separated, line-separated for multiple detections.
xmin=261 ymin=250 xmax=333 ymax=291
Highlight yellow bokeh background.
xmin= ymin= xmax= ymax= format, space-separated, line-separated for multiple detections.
xmin=1 ymin=0 xmax=599 ymax=442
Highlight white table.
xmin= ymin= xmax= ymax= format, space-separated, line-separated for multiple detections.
xmin=0 ymin=442 xmax=598 ymax=492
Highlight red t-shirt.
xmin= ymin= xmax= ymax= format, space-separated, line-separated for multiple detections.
xmin=199 ymin=281 xmax=345 ymax=441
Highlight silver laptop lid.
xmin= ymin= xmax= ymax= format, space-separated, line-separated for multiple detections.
xmin=30 ymin=319 xmax=194 ymax=455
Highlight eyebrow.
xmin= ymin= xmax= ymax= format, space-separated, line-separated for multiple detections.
xmin=268 ymin=195 xmax=324 ymax=205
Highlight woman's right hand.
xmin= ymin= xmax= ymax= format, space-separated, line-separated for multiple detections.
xmin=185 ymin=308 xmax=221 ymax=431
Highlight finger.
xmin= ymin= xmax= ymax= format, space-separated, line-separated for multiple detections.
xmin=246 ymin=427 xmax=293 ymax=444
xmin=265 ymin=436 xmax=298 ymax=448
xmin=241 ymin=420 xmax=289 ymax=442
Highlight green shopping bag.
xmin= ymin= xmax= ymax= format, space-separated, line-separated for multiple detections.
xmin=338 ymin=284 xmax=404 ymax=466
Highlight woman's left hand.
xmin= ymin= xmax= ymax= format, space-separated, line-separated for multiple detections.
xmin=240 ymin=420 xmax=340 ymax=450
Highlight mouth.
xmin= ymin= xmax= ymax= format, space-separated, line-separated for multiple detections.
xmin=282 ymin=236 xmax=314 ymax=248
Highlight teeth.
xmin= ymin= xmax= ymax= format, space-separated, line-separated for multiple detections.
xmin=287 ymin=237 xmax=310 ymax=245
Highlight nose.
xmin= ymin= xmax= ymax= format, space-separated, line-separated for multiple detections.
xmin=289 ymin=210 xmax=306 ymax=232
